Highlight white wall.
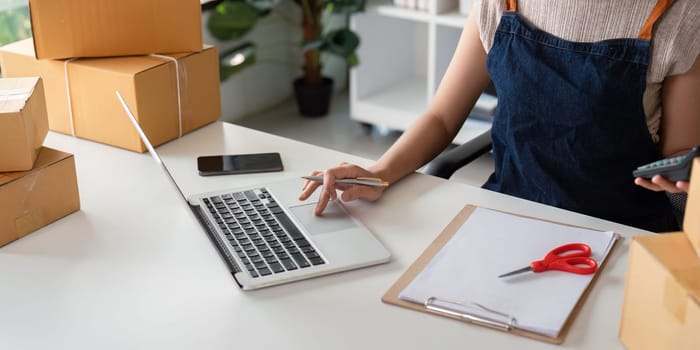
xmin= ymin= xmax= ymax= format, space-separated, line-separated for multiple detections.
xmin=202 ymin=0 xmax=349 ymax=122
xmin=202 ymin=3 xmax=296 ymax=122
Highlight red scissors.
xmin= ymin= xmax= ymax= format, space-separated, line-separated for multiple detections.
xmin=498 ymin=243 xmax=598 ymax=278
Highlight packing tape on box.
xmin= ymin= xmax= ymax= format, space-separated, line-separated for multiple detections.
xmin=15 ymin=170 xmax=43 ymax=238
xmin=150 ymin=54 xmax=185 ymax=137
xmin=665 ymin=268 xmax=700 ymax=325
xmin=16 ymin=209 xmax=43 ymax=238
xmin=0 ymin=87 xmax=32 ymax=101
xmin=665 ymin=275 xmax=689 ymax=324
xmin=61 ymin=55 xmax=186 ymax=138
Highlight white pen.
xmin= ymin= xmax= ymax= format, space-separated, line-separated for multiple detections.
xmin=302 ymin=175 xmax=389 ymax=187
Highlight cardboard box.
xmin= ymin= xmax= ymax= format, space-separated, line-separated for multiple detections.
xmin=619 ymin=233 xmax=700 ymax=350
xmin=0 ymin=147 xmax=80 ymax=247
xmin=683 ymin=158 xmax=700 ymax=257
xmin=29 ymin=0 xmax=202 ymax=59
xmin=0 ymin=77 xmax=49 ymax=171
xmin=0 ymin=39 xmax=221 ymax=152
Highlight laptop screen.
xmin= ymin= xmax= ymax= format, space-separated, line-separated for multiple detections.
xmin=116 ymin=90 xmax=188 ymax=202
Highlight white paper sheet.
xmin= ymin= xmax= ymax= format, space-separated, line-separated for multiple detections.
xmin=399 ymin=207 xmax=617 ymax=338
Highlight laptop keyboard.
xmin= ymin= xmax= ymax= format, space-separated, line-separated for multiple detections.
xmin=203 ymin=188 xmax=325 ymax=278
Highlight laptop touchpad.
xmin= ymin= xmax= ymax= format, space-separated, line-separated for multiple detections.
xmin=288 ymin=201 xmax=358 ymax=235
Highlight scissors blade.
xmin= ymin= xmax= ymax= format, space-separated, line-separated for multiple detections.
xmin=498 ymin=266 xmax=533 ymax=278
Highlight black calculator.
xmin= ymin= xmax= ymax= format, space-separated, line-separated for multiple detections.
xmin=633 ymin=146 xmax=699 ymax=182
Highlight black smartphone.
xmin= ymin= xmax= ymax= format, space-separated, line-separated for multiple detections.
xmin=197 ymin=152 xmax=283 ymax=176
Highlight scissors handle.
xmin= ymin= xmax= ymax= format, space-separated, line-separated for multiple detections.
xmin=546 ymin=243 xmax=591 ymax=259
xmin=534 ymin=256 xmax=598 ymax=274
xmin=530 ymin=243 xmax=597 ymax=274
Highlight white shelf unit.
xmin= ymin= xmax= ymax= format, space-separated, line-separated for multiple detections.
xmin=350 ymin=0 xmax=491 ymax=145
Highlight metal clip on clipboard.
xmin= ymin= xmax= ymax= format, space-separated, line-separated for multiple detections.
xmin=424 ymin=297 xmax=516 ymax=332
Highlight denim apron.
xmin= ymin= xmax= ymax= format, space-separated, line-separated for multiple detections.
xmin=483 ymin=0 xmax=679 ymax=232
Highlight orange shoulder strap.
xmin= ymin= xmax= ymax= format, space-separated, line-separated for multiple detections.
xmin=638 ymin=0 xmax=675 ymax=40
xmin=505 ymin=0 xmax=517 ymax=12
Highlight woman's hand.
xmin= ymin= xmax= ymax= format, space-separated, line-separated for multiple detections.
xmin=634 ymin=175 xmax=690 ymax=193
xmin=298 ymin=162 xmax=388 ymax=215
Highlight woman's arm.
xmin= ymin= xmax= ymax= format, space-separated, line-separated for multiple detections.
xmin=368 ymin=10 xmax=491 ymax=184
xmin=299 ymin=10 xmax=491 ymax=214
xmin=635 ymin=53 xmax=700 ymax=193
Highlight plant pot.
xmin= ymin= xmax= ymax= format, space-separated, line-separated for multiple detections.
xmin=293 ymin=77 xmax=334 ymax=117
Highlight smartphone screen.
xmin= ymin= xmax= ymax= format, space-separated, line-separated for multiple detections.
xmin=197 ymin=153 xmax=283 ymax=176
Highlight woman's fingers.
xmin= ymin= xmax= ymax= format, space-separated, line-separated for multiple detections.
xmin=651 ymin=175 xmax=685 ymax=193
xmin=299 ymin=170 xmax=324 ymax=200
xmin=298 ymin=181 xmax=321 ymax=200
xmin=315 ymin=186 xmax=332 ymax=215
xmin=340 ymin=184 xmax=383 ymax=202
xmin=323 ymin=171 xmax=338 ymax=201
xmin=634 ymin=176 xmax=689 ymax=194
xmin=634 ymin=177 xmax=661 ymax=191
xmin=300 ymin=163 xmax=387 ymax=215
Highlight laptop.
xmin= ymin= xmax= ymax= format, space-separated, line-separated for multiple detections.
xmin=116 ymin=91 xmax=391 ymax=290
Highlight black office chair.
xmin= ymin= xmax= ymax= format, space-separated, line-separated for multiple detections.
xmin=423 ymin=130 xmax=493 ymax=179
xmin=423 ymin=83 xmax=496 ymax=180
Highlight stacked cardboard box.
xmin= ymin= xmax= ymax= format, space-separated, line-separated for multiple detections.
xmin=0 ymin=77 xmax=48 ymax=171
xmin=0 ymin=0 xmax=221 ymax=152
xmin=28 ymin=0 xmax=203 ymax=59
xmin=1 ymin=0 xmax=217 ymax=246
xmin=0 ymin=147 xmax=80 ymax=247
xmin=0 ymin=77 xmax=80 ymax=247
xmin=619 ymin=158 xmax=700 ymax=350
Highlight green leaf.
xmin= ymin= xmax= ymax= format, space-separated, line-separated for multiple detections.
xmin=346 ymin=52 xmax=359 ymax=67
xmin=219 ymin=42 xmax=258 ymax=81
xmin=207 ymin=1 xmax=259 ymax=41
xmin=322 ymin=29 xmax=360 ymax=57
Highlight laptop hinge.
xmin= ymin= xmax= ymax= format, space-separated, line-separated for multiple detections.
xmin=189 ymin=203 xmax=244 ymax=288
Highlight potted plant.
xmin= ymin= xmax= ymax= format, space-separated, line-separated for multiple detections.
xmin=207 ymin=0 xmax=365 ymax=117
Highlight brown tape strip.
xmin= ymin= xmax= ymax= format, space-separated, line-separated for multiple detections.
xmin=14 ymin=167 xmax=44 ymax=237
xmin=665 ymin=268 xmax=700 ymax=325
xmin=664 ymin=276 xmax=688 ymax=324
xmin=16 ymin=209 xmax=43 ymax=238
xmin=674 ymin=268 xmax=700 ymax=300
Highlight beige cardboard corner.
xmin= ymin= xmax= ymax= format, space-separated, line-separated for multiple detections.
xmin=0 ymin=77 xmax=49 ymax=171
xmin=619 ymin=233 xmax=700 ymax=350
xmin=683 ymin=158 xmax=700 ymax=257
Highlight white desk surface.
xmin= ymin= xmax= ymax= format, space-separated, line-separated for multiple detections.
xmin=0 ymin=122 xmax=646 ymax=349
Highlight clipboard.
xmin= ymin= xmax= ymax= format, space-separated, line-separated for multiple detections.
xmin=381 ymin=205 xmax=619 ymax=344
